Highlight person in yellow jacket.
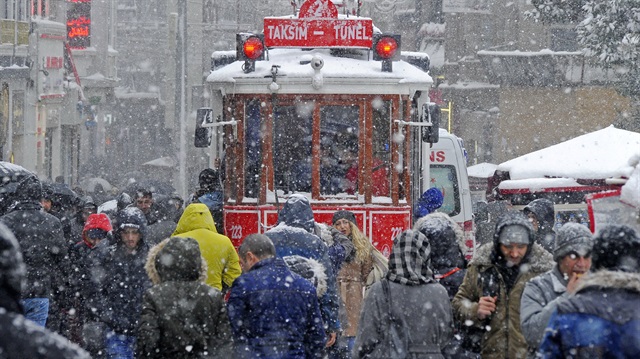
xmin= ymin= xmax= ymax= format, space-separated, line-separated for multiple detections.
xmin=172 ymin=203 xmax=241 ymax=291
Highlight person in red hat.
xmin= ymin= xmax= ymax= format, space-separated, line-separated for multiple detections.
xmin=66 ymin=213 xmax=113 ymax=354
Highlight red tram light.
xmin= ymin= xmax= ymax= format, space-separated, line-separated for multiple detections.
xmin=372 ymin=34 xmax=401 ymax=72
xmin=243 ymin=37 xmax=264 ymax=60
xmin=375 ymin=37 xmax=397 ymax=59
xmin=236 ymin=33 xmax=265 ymax=73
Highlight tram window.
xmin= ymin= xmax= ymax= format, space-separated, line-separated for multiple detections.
xmin=320 ymin=105 xmax=360 ymax=195
xmin=371 ymin=98 xmax=391 ymax=197
xmin=273 ymin=104 xmax=313 ymax=193
xmin=430 ymin=165 xmax=461 ymax=217
xmin=244 ymin=100 xmax=262 ymax=198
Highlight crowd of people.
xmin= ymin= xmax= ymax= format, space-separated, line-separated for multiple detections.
xmin=0 ymin=168 xmax=638 ymax=359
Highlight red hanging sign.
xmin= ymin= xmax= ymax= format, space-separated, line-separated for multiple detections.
xmin=264 ymin=0 xmax=373 ymax=48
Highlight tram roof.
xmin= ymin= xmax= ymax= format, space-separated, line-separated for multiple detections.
xmin=206 ymin=48 xmax=433 ymax=96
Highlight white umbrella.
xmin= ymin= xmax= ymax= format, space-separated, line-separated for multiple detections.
xmin=82 ymin=177 xmax=113 ymax=193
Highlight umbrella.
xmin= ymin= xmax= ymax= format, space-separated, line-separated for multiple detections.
xmin=0 ymin=161 xmax=35 ymax=187
xmin=49 ymin=183 xmax=80 ymax=206
xmin=0 ymin=162 xmax=35 ymax=215
xmin=123 ymin=179 xmax=176 ymax=197
xmin=81 ymin=177 xmax=113 ymax=193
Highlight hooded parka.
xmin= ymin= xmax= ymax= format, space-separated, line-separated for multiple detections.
xmin=414 ymin=212 xmax=467 ymax=299
xmin=172 ymin=203 xmax=241 ymax=290
xmin=539 ymin=270 xmax=640 ymax=358
xmin=523 ymin=199 xmax=556 ymax=253
xmin=0 ymin=176 xmax=68 ymax=299
xmin=452 ymin=212 xmax=554 ymax=359
xmin=137 ymin=237 xmax=233 ymax=358
xmin=0 ymin=221 xmax=91 ymax=358
xmin=92 ymin=207 xmax=151 ymax=335
xmin=264 ymin=194 xmax=340 ymax=333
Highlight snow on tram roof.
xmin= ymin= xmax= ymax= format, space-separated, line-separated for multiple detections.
xmin=206 ymin=48 xmax=433 ymax=86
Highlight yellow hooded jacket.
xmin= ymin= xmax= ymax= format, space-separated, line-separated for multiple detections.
xmin=172 ymin=203 xmax=241 ymax=290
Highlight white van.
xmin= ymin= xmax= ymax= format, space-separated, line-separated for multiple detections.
xmin=425 ymin=129 xmax=475 ymax=256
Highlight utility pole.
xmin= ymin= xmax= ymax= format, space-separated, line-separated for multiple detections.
xmin=176 ymin=0 xmax=188 ymax=199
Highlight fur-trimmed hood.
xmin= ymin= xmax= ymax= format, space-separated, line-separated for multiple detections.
xmin=414 ymin=212 xmax=467 ymax=257
xmin=470 ymin=241 xmax=555 ymax=274
xmin=557 ymin=270 xmax=640 ymax=326
xmin=576 ymin=270 xmax=640 ymax=294
xmin=283 ymin=255 xmax=328 ymax=297
xmin=145 ymin=237 xmax=208 ymax=285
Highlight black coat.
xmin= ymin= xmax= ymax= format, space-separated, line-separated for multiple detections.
xmin=92 ymin=239 xmax=151 ymax=335
xmin=0 ymin=214 xmax=90 ymax=359
xmin=414 ymin=212 xmax=467 ymax=300
xmin=1 ymin=201 xmax=67 ymax=298
xmin=137 ymin=237 xmax=233 ymax=358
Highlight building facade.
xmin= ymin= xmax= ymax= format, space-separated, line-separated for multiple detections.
xmin=0 ymin=0 xmax=118 ymax=187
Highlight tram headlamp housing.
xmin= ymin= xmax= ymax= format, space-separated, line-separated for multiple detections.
xmin=372 ymin=34 xmax=401 ymax=72
xmin=237 ymin=33 xmax=265 ymax=73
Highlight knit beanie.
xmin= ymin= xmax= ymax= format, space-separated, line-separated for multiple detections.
xmin=554 ymin=222 xmax=593 ymax=261
xmin=592 ymin=225 xmax=640 ymax=273
xmin=332 ymin=210 xmax=356 ymax=225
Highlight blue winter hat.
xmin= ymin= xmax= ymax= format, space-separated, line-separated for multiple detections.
xmin=414 ymin=188 xmax=444 ymax=218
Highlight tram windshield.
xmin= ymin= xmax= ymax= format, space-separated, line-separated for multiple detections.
xmin=240 ymin=97 xmax=398 ymax=202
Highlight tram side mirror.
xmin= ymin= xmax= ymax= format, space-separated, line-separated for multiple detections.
xmin=421 ymin=103 xmax=440 ymax=143
xmin=195 ymin=107 xmax=214 ymax=148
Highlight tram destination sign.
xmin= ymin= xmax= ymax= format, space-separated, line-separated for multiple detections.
xmin=264 ymin=18 xmax=373 ymax=48
xmin=263 ymin=0 xmax=373 ymax=48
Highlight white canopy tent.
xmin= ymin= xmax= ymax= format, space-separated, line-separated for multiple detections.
xmin=496 ymin=126 xmax=640 ymax=192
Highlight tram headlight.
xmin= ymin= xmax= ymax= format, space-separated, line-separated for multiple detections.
xmin=237 ymin=33 xmax=265 ymax=73
xmin=372 ymin=34 xmax=400 ymax=72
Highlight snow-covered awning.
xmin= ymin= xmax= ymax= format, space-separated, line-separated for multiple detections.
xmin=497 ymin=126 xmax=640 ymax=182
xmin=467 ymin=162 xmax=497 ymax=178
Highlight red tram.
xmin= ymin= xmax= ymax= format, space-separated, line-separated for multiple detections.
xmin=197 ymin=0 xmax=466 ymax=256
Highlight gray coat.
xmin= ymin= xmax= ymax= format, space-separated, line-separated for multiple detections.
xmin=520 ymin=266 xmax=568 ymax=355
xmin=353 ymin=280 xmax=453 ymax=359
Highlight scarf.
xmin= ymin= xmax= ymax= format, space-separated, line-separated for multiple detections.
xmin=387 ymin=229 xmax=435 ymax=286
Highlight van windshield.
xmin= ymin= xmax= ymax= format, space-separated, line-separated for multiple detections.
xmin=430 ymin=165 xmax=461 ymax=217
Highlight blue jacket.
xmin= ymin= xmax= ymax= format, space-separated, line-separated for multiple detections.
xmin=538 ymin=270 xmax=640 ymax=358
xmin=265 ymin=195 xmax=340 ymax=332
xmin=227 ymin=257 xmax=326 ymax=358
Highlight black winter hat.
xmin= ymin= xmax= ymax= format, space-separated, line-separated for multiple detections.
xmin=332 ymin=210 xmax=356 ymax=225
xmin=198 ymin=168 xmax=220 ymax=190
xmin=592 ymin=225 xmax=640 ymax=273
xmin=523 ymin=198 xmax=556 ymax=227
xmin=115 ymin=207 xmax=147 ymax=239
xmin=0 ymin=222 xmax=25 ymax=313
xmin=41 ymin=182 xmax=54 ymax=201
xmin=82 ymin=196 xmax=97 ymax=210
xmin=14 ymin=175 xmax=42 ymax=202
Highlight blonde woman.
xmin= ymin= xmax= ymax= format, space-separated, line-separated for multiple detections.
xmin=332 ymin=210 xmax=375 ymax=357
